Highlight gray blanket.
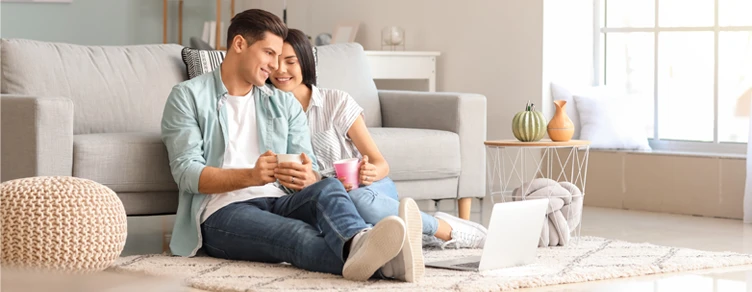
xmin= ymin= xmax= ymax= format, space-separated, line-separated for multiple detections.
xmin=512 ymin=178 xmax=583 ymax=247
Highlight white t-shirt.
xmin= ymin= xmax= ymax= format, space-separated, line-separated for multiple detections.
xmin=305 ymin=85 xmax=365 ymax=177
xmin=201 ymin=88 xmax=286 ymax=222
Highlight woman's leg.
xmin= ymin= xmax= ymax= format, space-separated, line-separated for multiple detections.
xmin=348 ymin=177 xmax=489 ymax=249
xmin=200 ymin=198 xmax=344 ymax=275
xmin=347 ymin=177 xmax=439 ymax=235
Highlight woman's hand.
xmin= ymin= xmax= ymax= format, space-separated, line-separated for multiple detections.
xmin=358 ymin=155 xmax=377 ymax=186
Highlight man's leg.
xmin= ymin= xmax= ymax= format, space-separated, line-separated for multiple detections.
xmin=271 ymin=178 xmax=370 ymax=259
xmin=347 ymin=177 xmax=439 ymax=235
xmin=271 ymin=177 xmax=407 ymax=281
xmin=200 ymin=198 xmax=343 ymax=275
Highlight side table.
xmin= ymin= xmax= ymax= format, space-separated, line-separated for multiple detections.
xmin=484 ymin=139 xmax=590 ymax=246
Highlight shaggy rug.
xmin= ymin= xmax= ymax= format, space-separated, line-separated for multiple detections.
xmin=109 ymin=236 xmax=752 ymax=291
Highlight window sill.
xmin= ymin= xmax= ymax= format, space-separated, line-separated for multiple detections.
xmin=589 ymin=148 xmax=746 ymax=159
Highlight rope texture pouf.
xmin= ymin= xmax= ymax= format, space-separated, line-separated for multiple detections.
xmin=1 ymin=176 xmax=128 ymax=273
xmin=512 ymin=178 xmax=583 ymax=247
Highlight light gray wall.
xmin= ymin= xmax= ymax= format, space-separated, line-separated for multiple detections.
xmin=241 ymin=0 xmax=545 ymax=141
xmin=0 ymin=0 xmax=226 ymax=47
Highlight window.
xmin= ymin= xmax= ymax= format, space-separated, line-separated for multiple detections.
xmin=596 ymin=0 xmax=752 ymax=154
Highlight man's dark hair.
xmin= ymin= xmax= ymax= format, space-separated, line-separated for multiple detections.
xmin=226 ymin=9 xmax=287 ymax=50
xmin=285 ymin=29 xmax=317 ymax=88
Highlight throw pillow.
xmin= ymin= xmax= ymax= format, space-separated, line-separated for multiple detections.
xmin=181 ymin=47 xmax=226 ymax=79
xmin=550 ymin=83 xmax=612 ymax=140
xmin=573 ymin=92 xmax=652 ymax=151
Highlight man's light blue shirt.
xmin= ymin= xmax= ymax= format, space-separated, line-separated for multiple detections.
xmin=161 ymin=68 xmax=318 ymax=257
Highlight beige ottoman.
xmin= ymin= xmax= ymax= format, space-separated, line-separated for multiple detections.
xmin=1 ymin=176 xmax=128 ymax=273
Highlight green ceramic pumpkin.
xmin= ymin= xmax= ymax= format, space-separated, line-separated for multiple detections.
xmin=512 ymin=101 xmax=547 ymax=142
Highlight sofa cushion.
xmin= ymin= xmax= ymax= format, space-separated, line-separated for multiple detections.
xmin=369 ymin=128 xmax=460 ymax=181
xmin=73 ymin=133 xmax=177 ymax=193
xmin=1 ymin=39 xmax=187 ymax=135
xmin=315 ymin=43 xmax=382 ymax=127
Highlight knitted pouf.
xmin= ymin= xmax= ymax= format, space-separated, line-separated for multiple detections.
xmin=1 ymin=176 xmax=127 ymax=273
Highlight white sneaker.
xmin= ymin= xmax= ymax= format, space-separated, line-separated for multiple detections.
xmin=343 ymin=216 xmax=406 ymax=281
xmin=433 ymin=212 xmax=487 ymax=249
xmin=381 ymin=198 xmax=424 ymax=282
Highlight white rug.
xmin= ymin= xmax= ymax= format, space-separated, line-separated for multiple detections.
xmin=109 ymin=237 xmax=752 ymax=291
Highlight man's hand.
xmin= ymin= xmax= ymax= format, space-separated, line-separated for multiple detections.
xmin=338 ymin=177 xmax=354 ymax=192
xmin=359 ymin=155 xmax=377 ymax=186
xmin=249 ymin=150 xmax=278 ymax=186
xmin=275 ymin=153 xmax=317 ymax=191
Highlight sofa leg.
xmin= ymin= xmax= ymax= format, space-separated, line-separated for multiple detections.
xmin=162 ymin=217 xmax=171 ymax=254
xmin=458 ymin=198 xmax=472 ymax=220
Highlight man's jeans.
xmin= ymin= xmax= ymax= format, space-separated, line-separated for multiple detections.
xmin=200 ymin=178 xmax=370 ymax=275
xmin=348 ymin=177 xmax=439 ymax=235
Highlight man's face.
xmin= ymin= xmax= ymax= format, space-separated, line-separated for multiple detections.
xmin=238 ymin=32 xmax=284 ymax=87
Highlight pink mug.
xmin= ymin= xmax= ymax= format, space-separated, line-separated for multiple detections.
xmin=333 ymin=158 xmax=360 ymax=190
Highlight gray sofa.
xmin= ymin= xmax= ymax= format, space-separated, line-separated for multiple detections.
xmin=0 ymin=38 xmax=487 ymax=216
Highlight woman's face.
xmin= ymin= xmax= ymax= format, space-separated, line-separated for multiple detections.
xmin=270 ymin=43 xmax=304 ymax=92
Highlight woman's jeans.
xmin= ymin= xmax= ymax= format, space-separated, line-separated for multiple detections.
xmin=348 ymin=177 xmax=438 ymax=235
xmin=200 ymin=178 xmax=370 ymax=275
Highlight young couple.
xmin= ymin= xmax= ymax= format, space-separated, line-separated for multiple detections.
xmin=161 ymin=9 xmax=487 ymax=282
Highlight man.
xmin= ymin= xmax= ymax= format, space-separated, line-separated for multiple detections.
xmin=161 ymin=9 xmax=422 ymax=282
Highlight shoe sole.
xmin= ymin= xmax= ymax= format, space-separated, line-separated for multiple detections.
xmin=399 ymin=198 xmax=425 ymax=282
xmin=342 ymin=216 xmax=405 ymax=281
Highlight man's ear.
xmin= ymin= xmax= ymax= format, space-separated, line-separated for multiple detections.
xmin=230 ymin=35 xmax=246 ymax=53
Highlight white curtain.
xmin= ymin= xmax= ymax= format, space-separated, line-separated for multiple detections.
xmin=746 ymin=108 xmax=752 ymax=223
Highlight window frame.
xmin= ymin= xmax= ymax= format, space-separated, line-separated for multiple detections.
xmin=594 ymin=0 xmax=752 ymax=155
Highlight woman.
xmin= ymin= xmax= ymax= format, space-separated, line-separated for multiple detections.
xmin=268 ymin=29 xmax=487 ymax=249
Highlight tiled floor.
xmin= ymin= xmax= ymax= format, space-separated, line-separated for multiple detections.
xmin=123 ymin=202 xmax=752 ymax=291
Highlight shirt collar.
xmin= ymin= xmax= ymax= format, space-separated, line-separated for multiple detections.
xmin=310 ymin=85 xmax=324 ymax=108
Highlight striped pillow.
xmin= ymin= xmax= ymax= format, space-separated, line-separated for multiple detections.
xmin=181 ymin=46 xmax=319 ymax=80
xmin=181 ymin=47 xmax=226 ymax=79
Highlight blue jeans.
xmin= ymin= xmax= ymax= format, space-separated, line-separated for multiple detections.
xmin=348 ymin=177 xmax=438 ymax=235
xmin=200 ymin=178 xmax=370 ymax=275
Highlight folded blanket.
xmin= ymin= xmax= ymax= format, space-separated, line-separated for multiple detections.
xmin=511 ymin=178 xmax=583 ymax=247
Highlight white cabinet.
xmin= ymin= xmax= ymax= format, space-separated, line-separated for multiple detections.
xmin=363 ymin=51 xmax=441 ymax=92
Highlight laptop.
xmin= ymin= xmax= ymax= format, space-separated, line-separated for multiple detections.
xmin=425 ymin=199 xmax=549 ymax=272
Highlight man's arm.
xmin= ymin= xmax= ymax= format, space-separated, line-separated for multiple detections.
xmin=197 ymin=167 xmax=253 ymax=194
xmin=161 ymin=86 xmax=274 ymax=195
xmin=198 ymin=151 xmax=277 ymax=194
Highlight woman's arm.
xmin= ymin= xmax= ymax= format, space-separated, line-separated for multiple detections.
xmin=347 ymin=115 xmax=389 ymax=182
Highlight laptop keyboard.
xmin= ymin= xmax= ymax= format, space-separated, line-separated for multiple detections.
xmin=452 ymin=261 xmax=480 ymax=269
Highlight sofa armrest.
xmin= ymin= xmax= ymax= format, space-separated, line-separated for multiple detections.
xmin=1 ymin=94 xmax=74 ymax=182
xmin=378 ymin=90 xmax=487 ymax=199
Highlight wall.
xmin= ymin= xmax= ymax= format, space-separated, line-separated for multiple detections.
xmin=242 ymin=0 xmax=545 ymax=141
xmin=541 ymin=0 xmax=595 ymax=118
xmin=0 ymin=0 xmax=228 ymax=47
xmin=584 ymin=151 xmax=745 ymax=220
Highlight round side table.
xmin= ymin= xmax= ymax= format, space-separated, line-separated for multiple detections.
xmin=484 ymin=139 xmax=590 ymax=247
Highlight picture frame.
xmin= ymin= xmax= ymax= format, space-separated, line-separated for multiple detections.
xmin=331 ymin=21 xmax=360 ymax=44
